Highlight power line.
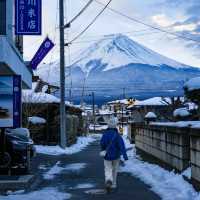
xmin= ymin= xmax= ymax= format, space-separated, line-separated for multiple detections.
xmin=93 ymin=0 xmax=200 ymax=44
xmin=65 ymin=0 xmax=113 ymax=45
xmin=72 ymin=30 xmax=162 ymax=44
xmin=64 ymin=0 xmax=94 ymax=28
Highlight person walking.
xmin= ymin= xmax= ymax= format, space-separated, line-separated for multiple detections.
xmin=100 ymin=117 xmax=128 ymax=193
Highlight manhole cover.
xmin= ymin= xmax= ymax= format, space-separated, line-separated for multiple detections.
xmin=85 ymin=189 xmax=106 ymax=195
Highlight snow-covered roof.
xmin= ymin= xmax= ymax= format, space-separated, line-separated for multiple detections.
xmin=99 ymin=109 xmax=113 ymax=115
xmin=145 ymin=112 xmax=157 ymax=119
xmin=22 ymin=89 xmax=77 ymax=109
xmin=135 ymin=97 xmax=170 ymax=106
xmin=173 ymin=108 xmax=190 ymax=118
xmin=184 ymin=77 xmax=200 ymax=91
xmin=107 ymin=99 xmax=130 ymax=105
xmin=22 ymin=90 xmax=60 ymax=103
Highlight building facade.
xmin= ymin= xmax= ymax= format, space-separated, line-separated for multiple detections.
xmin=0 ymin=0 xmax=32 ymax=88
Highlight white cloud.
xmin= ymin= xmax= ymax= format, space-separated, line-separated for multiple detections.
xmin=173 ymin=23 xmax=197 ymax=32
xmin=151 ymin=14 xmax=173 ymax=27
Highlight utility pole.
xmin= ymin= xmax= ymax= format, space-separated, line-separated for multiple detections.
xmin=59 ymin=0 xmax=66 ymax=148
xmin=123 ymin=87 xmax=126 ymax=99
xmin=92 ymin=92 xmax=95 ymax=133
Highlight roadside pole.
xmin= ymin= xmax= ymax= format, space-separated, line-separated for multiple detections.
xmin=92 ymin=92 xmax=96 ymax=133
xmin=59 ymin=0 xmax=67 ymax=148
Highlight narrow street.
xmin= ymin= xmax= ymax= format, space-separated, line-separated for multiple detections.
xmin=27 ymin=139 xmax=161 ymax=200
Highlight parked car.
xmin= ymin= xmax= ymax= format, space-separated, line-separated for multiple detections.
xmin=0 ymin=128 xmax=36 ymax=173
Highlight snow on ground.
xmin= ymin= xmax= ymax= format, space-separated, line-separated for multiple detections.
xmin=35 ymin=135 xmax=96 ymax=156
xmin=69 ymin=183 xmax=95 ymax=190
xmin=43 ymin=161 xmax=62 ymax=180
xmin=0 ymin=187 xmax=71 ymax=200
xmin=120 ymin=137 xmax=200 ymax=200
xmin=182 ymin=168 xmax=192 ymax=179
xmin=44 ymin=162 xmax=86 ymax=180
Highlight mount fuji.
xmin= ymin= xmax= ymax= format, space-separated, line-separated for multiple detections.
xmin=36 ymin=34 xmax=200 ymax=103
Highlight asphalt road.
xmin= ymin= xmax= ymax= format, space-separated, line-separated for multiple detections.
xmin=30 ymin=140 xmax=161 ymax=200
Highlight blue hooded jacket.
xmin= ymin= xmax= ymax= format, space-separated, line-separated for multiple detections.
xmin=100 ymin=128 xmax=128 ymax=161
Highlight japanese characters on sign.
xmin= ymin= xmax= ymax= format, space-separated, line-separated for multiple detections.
xmin=30 ymin=37 xmax=55 ymax=70
xmin=15 ymin=0 xmax=42 ymax=35
xmin=0 ymin=75 xmax=21 ymax=128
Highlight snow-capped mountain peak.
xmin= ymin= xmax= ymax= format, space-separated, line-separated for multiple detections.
xmin=35 ymin=34 xmax=200 ymax=101
xmin=71 ymin=34 xmax=189 ymax=75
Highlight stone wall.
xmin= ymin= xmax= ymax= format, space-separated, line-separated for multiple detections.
xmin=190 ymin=129 xmax=200 ymax=184
xmin=132 ymin=123 xmax=190 ymax=172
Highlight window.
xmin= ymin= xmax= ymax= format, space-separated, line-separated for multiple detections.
xmin=0 ymin=0 xmax=6 ymax=35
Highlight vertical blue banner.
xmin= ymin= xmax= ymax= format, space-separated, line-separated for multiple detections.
xmin=15 ymin=0 xmax=42 ymax=35
xmin=30 ymin=37 xmax=55 ymax=70
xmin=13 ymin=75 xmax=21 ymax=128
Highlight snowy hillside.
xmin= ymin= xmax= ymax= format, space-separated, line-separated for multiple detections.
xmin=35 ymin=34 xmax=200 ymax=101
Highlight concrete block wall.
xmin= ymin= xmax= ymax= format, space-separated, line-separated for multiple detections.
xmin=134 ymin=124 xmax=190 ymax=172
xmin=190 ymin=129 xmax=200 ymax=183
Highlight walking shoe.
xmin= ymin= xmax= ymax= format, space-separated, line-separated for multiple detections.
xmin=105 ymin=180 xmax=112 ymax=194
xmin=111 ymin=184 xmax=117 ymax=189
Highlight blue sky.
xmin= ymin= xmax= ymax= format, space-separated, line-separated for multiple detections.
xmin=24 ymin=0 xmax=200 ymax=67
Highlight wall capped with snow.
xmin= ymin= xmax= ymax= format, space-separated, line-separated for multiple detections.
xmin=190 ymin=130 xmax=200 ymax=184
xmin=131 ymin=122 xmax=200 ymax=187
xmin=132 ymin=123 xmax=190 ymax=171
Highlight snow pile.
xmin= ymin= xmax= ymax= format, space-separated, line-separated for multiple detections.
xmin=35 ymin=136 xmax=96 ymax=155
xmin=151 ymin=121 xmax=200 ymax=128
xmin=89 ymin=124 xmax=108 ymax=131
xmin=44 ymin=162 xmax=86 ymax=180
xmin=145 ymin=112 xmax=157 ymax=119
xmin=120 ymin=138 xmax=200 ymax=200
xmin=173 ymin=108 xmax=190 ymax=117
xmin=22 ymin=90 xmax=60 ymax=104
xmin=0 ymin=187 xmax=71 ymax=200
xmin=184 ymin=102 xmax=198 ymax=111
xmin=182 ymin=168 xmax=192 ymax=179
xmin=28 ymin=116 xmax=46 ymax=124
xmin=184 ymin=77 xmax=200 ymax=91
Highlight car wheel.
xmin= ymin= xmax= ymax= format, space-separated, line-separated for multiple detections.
xmin=0 ymin=152 xmax=11 ymax=168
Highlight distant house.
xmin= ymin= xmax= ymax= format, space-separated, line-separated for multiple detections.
xmin=127 ymin=97 xmax=183 ymax=122
xmin=106 ymin=98 xmax=135 ymax=112
xmin=32 ymin=76 xmax=59 ymax=94
xmin=0 ymin=0 xmax=32 ymax=88
xmin=104 ymin=98 xmax=136 ymax=123
xmin=22 ymin=88 xmax=85 ymax=145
